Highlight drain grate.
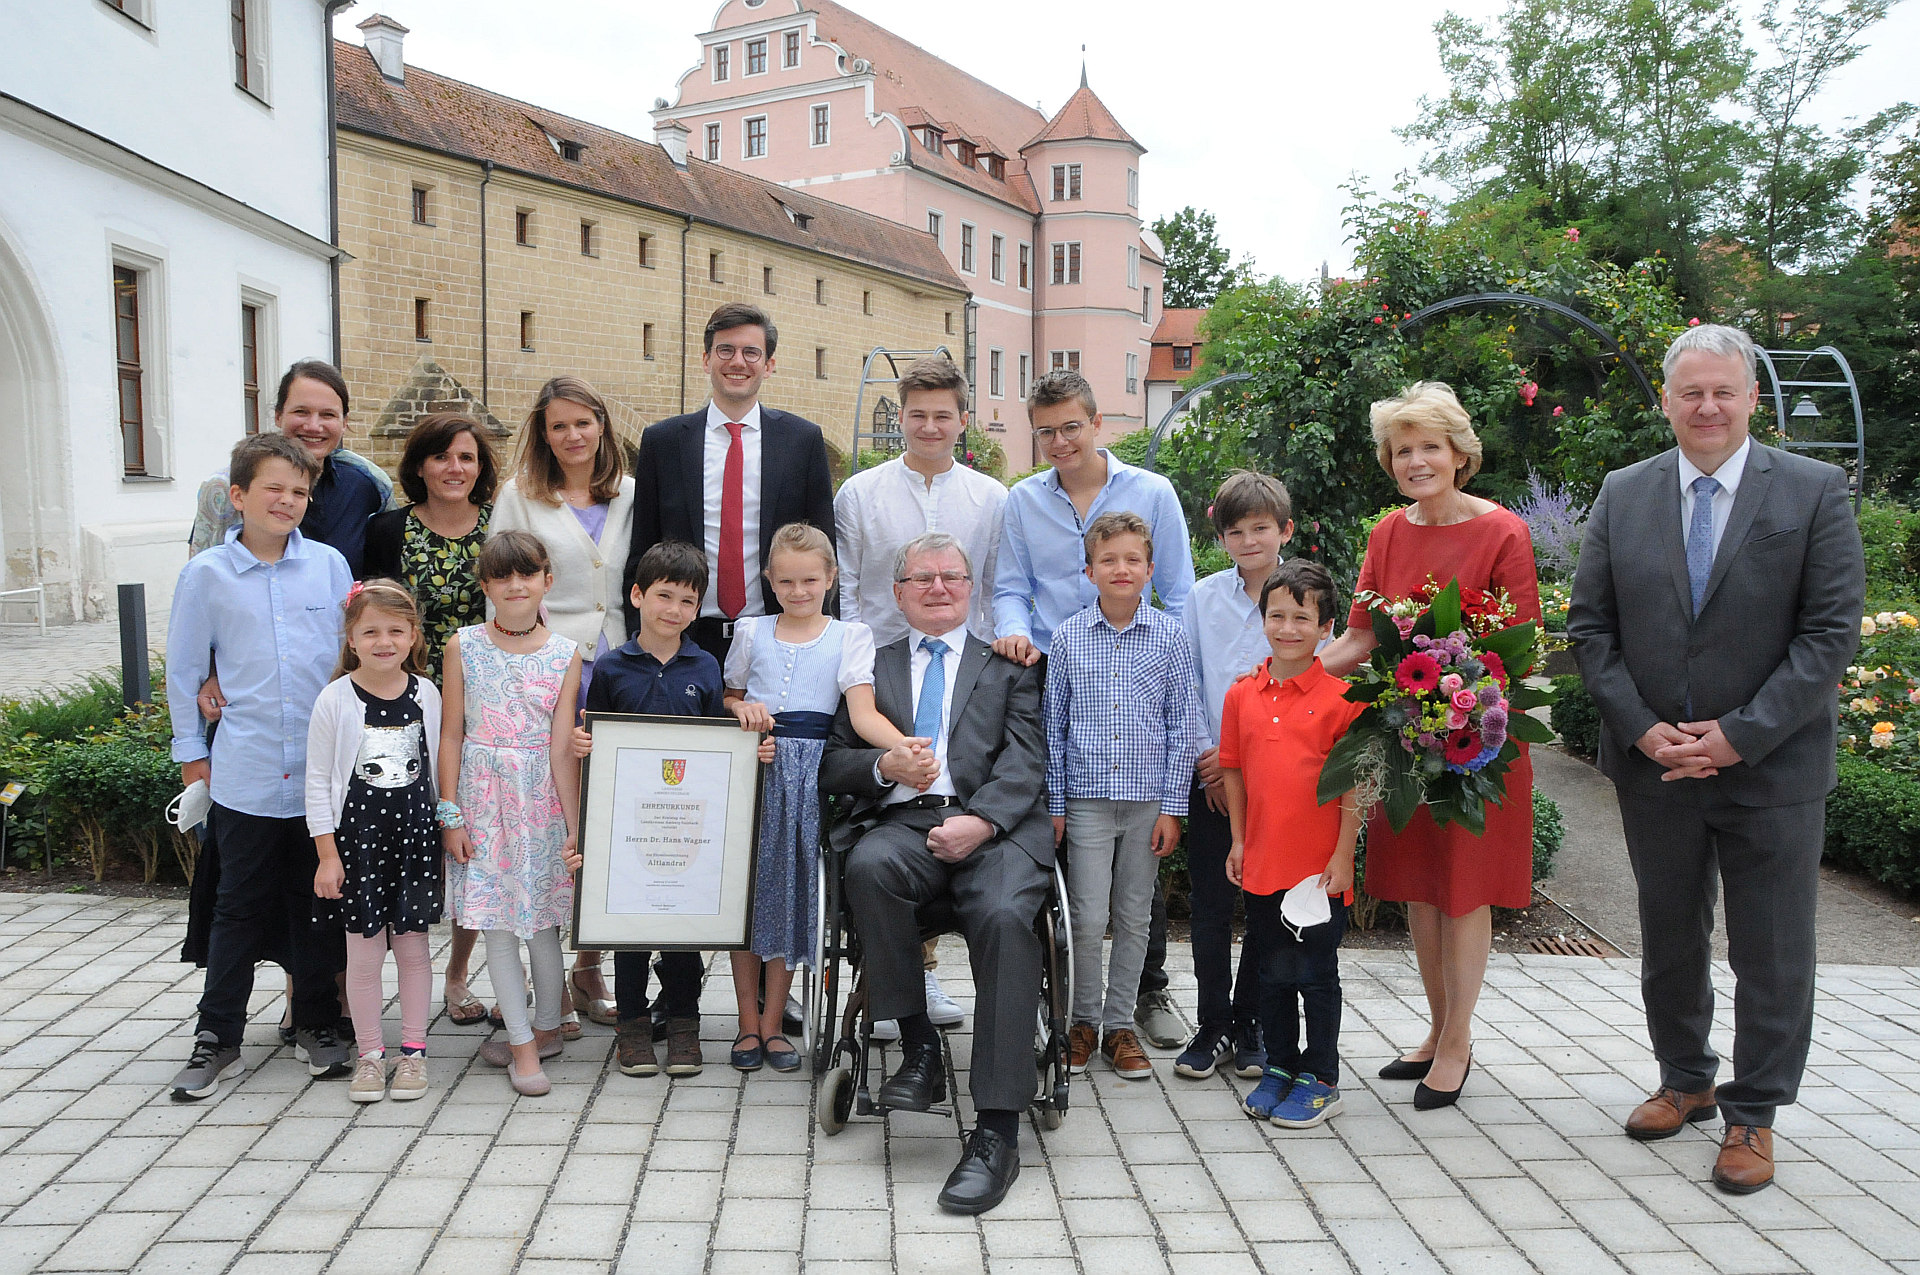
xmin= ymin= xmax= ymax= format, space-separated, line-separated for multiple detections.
xmin=1526 ymin=935 xmax=1615 ymax=958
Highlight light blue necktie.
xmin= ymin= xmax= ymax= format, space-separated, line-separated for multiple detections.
xmin=914 ymin=638 xmax=950 ymax=739
xmin=1687 ymin=475 xmax=1720 ymax=616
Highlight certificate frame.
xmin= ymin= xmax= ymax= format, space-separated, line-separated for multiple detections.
xmin=573 ymin=712 xmax=761 ymax=951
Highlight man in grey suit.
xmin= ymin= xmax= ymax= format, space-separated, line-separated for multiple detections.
xmin=820 ymin=532 xmax=1053 ymax=1215
xmin=1569 ymin=323 xmax=1863 ymax=1194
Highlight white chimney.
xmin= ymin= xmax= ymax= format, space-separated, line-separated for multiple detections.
xmin=357 ymin=13 xmax=409 ymax=84
xmin=655 ymin=118 xmax=690 ymax=168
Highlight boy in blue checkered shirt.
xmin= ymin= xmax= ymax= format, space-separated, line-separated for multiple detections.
xmin=1046 ymin=511 xmax=1201 ymax=1080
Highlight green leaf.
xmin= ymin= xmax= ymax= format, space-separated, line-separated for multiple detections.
xmin=1428 ymin=580 xmax=1463 ymax=637
xmin=1370 ymin=606 xmax=1404 ymax=652
xmin=1507 ymin=713 xmax=1555 ymax=744
xmin=1507 ymin=684 xmax=1554 ymax=712
xmin=1476 ymin=622 xmax=1538 ymax=668
xmin=1318 ymin=730 xmax=1371 ymax=805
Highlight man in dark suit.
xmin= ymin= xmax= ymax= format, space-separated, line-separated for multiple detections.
xmin=624 ymin=301 xmax=837 ymax=661
xmin=819 ymin=532 xmax=1053 ymax=1215
xmin=1569 ymin=323 xmax=1863 ymax=1195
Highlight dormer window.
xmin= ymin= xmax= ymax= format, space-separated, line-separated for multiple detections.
xmin=1172 ymin=346 xmax=1193 ymax=370
xmin=950 ymin=140 xmax=975 ymax=166
xmin=916 ymin=126 xmax=941 ymax=152
xmin=558 ymin=140 xmax=582 ymax=162
xmin=980 ymin=153 xmax=1005 ymax=180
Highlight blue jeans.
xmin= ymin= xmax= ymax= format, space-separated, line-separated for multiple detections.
xmin=1245 ymin=890 xmax=1347 ymax=1085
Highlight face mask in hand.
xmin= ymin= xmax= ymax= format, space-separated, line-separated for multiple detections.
xmin=167 ymin=779 xmax=212 ymax=833
xmin=1280 ymin=872 xmax=1331 ymax=940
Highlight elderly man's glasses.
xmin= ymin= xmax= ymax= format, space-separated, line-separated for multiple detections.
xmin=1031 ymin=420 xmax=1087 ymax=445
xmin=711 ymin=344 xmax=766 ymax=364
xmin=897 ymin=571 xmax=971 ymax=589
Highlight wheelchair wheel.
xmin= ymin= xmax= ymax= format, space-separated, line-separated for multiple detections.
xmin=1033 ymin=1102 xmax=1064 ymax=1132
xmin=820 ymin=1065 xmax=855 ymax=1135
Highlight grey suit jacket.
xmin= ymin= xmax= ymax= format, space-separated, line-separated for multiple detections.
xmin=818 ymin=634 xmax=1054 ymax=865
xmin=1567 ymin=441 xmax=1863 ymax=805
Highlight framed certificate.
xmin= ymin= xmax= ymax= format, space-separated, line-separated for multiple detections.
xmin=573 ymin=713 xmax=761 ymax=950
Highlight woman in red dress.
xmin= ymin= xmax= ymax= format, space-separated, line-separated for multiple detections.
xmin=1321 ymin=382 xmax=1540 ymax=1109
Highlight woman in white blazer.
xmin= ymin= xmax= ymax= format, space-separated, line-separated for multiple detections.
xmin=487 ymin=374 xmax=636 ymax=1029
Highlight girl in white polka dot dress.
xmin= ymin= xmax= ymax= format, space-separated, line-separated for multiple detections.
xmin=307 ymin=581 xmax=444 ymax=1104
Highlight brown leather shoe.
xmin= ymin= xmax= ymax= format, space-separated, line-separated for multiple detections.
xmin=1067 ymin=1023 xmax=1098 ymax=1074
xmin=1713 ymin=1124 xmax=1774 ymax=1194
xmin=1624 ymin=1085 xmax=1718 ymax=1140
xmin=1101 ymin=1028 xmax=1153 ymax=1081
xmin=664 ymin=1017 xmax=704 ymax=1076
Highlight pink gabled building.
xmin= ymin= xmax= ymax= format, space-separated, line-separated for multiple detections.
xmin=656 ymin=0 xmax=1162 ymax=470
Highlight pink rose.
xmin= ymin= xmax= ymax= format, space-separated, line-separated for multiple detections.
xmin=1451 ymin=689 xmax=1479 ymax=712
xmin=1440 ymin=673 xmax=1464 ymax=694
xmin=1448 ymin=707 xmax=1470 ymax=730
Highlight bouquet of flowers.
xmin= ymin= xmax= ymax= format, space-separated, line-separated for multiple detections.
xmin=1319 ymin=579 xmax=1554 ymax=834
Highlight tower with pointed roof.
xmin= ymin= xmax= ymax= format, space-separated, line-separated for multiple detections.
xmin=658 ymin=0 xmax=1162 ymax=468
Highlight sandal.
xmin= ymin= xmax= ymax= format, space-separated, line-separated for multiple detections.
xmin=444 ymin=980 xmax=489 ymax=1028
xmin=569 ymin=968 xmax=619 ymax=1026
xmin=763 ymin=1034 xmax=801 ymax=1073
xmin=730 ymin=1032 xmax=764 ymax=1072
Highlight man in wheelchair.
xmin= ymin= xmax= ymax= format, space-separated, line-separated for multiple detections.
xmin=819 ymin=532 xmax=1054 ymax=1215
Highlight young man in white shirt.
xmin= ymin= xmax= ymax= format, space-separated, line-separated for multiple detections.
xmin=834 ymin=356 xmax=1006 ymax=1032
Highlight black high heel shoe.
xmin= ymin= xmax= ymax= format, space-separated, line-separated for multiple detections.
xmin=1378 ymin=1055 xmax=1434 ymax=1081
xmin=1413 ymin=1056 xmax=1471 ymax=1110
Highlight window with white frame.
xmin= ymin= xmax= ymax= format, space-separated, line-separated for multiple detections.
xmin=1126 ymin=352 xmax=1139 ymax=394
xmin=783 ymin=29 xmax=802 ymax=67
xmin=704 ymin=122 xmax=721 ymax=162
xmin=102 ymin=0 xmax=156 ymax=27
xmin=1127 ymin=168 xmax=1139 ymax=208
xmin=927 ymin=210 xmax=944 ymax=246
xmin=1050 ymin=350 xmax=1081 ymax=372
xmin=1018 ymin=353 xmax=1031 ymax=398
xmin=712 ymin=43 xmax=730 ymax=81
xmin=230 ymin=0 xmax=269 ymax=102
xmin=745 ymin=37 xmax=767 ymax=75
xmin=1142 ymin=285 xmax=1152 ymax=322
xmin=1050 ymin=163 xmax=1081 ymax=201
xmin=810 ymin=104 xmax=830 ymax=146
xmin=959 ymin=223 xmax=976 ymax=274
xmin=1018 ymin=242 xmax=1031 ymax=290
xmin=990 ymin=233 xmax=1005 ymax=283
xmin=112 ymin=256 xmax=168 ymax=476
xmin=239 ymin=292 xmax=276 ymax=435
xmin=1127 ymin=245 xmax=1139 ymax=289
xmin=1051 ymin=242 xmax=1081 ymax=285
xmin=744 ymin=116 xmax=767 ymax=158
xmin=989 ymin=349 xmax=1004 ymax=398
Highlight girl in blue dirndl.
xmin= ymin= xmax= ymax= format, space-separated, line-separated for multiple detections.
xmin=723 ymin=523 xmax=910 ymax=1072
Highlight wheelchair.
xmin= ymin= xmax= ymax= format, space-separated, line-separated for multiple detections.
xmin=800 ymin=836 xmax=1074 ymax=1137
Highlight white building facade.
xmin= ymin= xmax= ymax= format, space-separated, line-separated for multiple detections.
xmin=0 ymin=0 xmax=341 ymax=622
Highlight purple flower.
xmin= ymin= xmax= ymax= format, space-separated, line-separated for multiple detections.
xmin=1478 ymin=684 xmax=1503 ymax=707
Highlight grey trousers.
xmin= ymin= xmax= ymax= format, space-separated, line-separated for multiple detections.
xmin=843 ymin=809 xmax=1051 ymax=1113
xmin=1065 ymin=798 xmax=1162 ymax=1034
xmin=1617 ymin=789 xmax=1825 ymax=1128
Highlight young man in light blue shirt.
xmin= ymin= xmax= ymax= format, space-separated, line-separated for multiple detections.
xmin=993 ymin=369 xmax=1197 ymax=1047
xmin=166 ymin=433 xmax=353 ymax=1101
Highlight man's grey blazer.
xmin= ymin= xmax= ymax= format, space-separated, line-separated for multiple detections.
xmin=818 ymin=635 xmax=1055 ymax=865
xmin=1568 ymin=441 xmax=1863 ymax=805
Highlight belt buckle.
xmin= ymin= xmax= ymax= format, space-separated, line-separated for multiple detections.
xmin=718 ymin=620 xmax=735 ymax=639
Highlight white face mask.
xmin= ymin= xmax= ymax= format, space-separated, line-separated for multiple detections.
xmin=167 ymin=779 xmax=212 ymax=832
xmin=1280 ymin=873 xmax=1331 ymax=937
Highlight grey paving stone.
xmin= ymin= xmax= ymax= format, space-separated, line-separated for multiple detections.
xmin=1323 ymin=1216 xmax=1449 ymax=1274
xmin=326 ymin=1224 xmax=437 ymax=1274
xmin=42 ymin=1211 xmax=175 ymax=1271
xmin=130 ymin=1240 xmax=245 ymax=1275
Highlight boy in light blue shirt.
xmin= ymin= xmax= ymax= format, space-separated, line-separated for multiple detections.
xmin=166 ymin=433 xmax=352 ymax=1101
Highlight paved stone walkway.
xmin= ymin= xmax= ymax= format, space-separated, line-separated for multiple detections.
xmin=3 ymin=893 xmax=1920 ymax=1273
xmin=0 ymin=613 xmax=165 ymax=701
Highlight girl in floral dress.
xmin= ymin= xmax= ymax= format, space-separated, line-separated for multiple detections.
xmin=438 ymin=530 xmax=583 ymax=1096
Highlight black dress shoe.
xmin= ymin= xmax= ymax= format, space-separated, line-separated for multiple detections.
xmin=877 ymin=1042 xmax=946 ymax=1111
xmin=1413 ymin=1057 xmax=1471 ymax=1110
xmin=1378 ymin=1055 xmax=1435 ymax=1081
xmin=937 ymin=1125 xmax=1019 ymax=1214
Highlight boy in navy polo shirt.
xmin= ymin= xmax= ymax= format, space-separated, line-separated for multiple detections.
xmin=578 ymin=541 xmax=726 ymax=1077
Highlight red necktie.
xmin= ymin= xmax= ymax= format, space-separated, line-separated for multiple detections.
xmin=718 ymin=421 xmax=746 ymax=618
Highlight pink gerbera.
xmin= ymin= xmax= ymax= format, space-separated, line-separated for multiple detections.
xmin=1444 ymin=729 xmax=1482 ymax=765
xmin=1479 ymin=652 xmax=1508 ymax=685
xmin=1395 ymin=652 xmax=1443 ymax=693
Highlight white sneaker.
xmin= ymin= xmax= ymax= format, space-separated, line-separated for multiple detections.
xmin=924 ymin=971 xmax=966 ymax=1027
xmin=870 ymin=1018 xmax=902 ymax=1042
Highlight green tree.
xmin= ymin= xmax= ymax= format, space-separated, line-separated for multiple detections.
xmin=1150 ymin=207 xmax=1246 ymax=308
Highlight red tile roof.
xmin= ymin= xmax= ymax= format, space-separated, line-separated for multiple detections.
xmin=334 ymin=41 xmax=964 ymax=294
xmin=1147 ymin=308 xmax=1206 ymax=383
xmin=1024 ymin=82 xmax=1140 ymax=150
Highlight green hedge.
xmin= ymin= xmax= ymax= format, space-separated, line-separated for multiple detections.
xmin=1550 ymin=673 xmax=1601 ymax=758
xmin=1825 ymin=753 xmax=1920 ymax=892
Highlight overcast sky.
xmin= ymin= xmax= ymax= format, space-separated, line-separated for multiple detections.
xmin=333 ymin=0 xmax=1920 ymax=284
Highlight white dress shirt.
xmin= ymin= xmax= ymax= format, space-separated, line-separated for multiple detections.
xmin=1679 ymin=436 xmax=1750 ymax=562
xmin=834 ymin=455 xmax=1006 ymax=646
xmin=702 ymin=401 xmax=764 ymax=619
xmin=881 ymin=622 xmax=968 ymax=804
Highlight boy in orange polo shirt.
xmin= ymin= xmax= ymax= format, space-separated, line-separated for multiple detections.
xmin=1221 ymin=559 xmax=1364 ymax=1128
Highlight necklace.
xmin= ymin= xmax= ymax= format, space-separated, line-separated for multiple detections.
xmin=491 ymin=616 xmax=539 ymax=637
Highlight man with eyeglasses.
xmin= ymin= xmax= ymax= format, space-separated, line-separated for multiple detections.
xmin=624 ymin=301 xmax=837 ymax=663
xmin=993 ymin=368 xmax=1197 ymax=1050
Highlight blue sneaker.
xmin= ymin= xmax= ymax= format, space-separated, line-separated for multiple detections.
xmin=1271 ymin=1074 xmax=1343 ymax=1128
xmin=1174 ymin=1025 xmax=1233 ymax=1079
xmin=1243 ymin=1067 xmax=1294 ymax=1119
xmin=1231 ymin=1019 xmax=1267 ymax=1079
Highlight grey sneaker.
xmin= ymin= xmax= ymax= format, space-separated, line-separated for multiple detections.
xmin=389 ymin=1053 xmax=428 ymax=1100
xmin=294 ymin=1025 xmax=353 ymax=1078
xmin=348 ymin=1053 xmax=387 ymax=1103
xmin=170 ymin=1030 xmax=242 ymax=1101
xmin=1134 ymin=988 xmax=1185 ymax=1050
